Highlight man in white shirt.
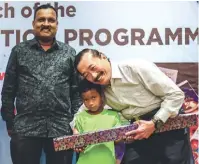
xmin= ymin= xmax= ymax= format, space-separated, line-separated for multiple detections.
xmin=74 ymin=48 xmax=194 ymax=164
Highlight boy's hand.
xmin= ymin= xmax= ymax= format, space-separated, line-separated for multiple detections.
xmin=72 ymin=128 xmax=79 ymax=135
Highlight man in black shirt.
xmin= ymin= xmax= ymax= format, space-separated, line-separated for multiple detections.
xmin=1 ymin=4 xmax=82 ymax=164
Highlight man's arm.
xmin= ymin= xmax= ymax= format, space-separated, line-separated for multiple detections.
xmin=125 ymin=60 xmax=184 ymax=140
xmin=133 ymin=60 xmax=184 ymax=123
xmin=1 ymin=47 xmax=18 ymax=132
xmin=69 ymin=48 xmax=82 ymax=117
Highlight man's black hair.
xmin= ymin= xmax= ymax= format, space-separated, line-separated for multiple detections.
xmin=34 ymin=4 xmax=58 ymax=20
xmin=74 ymin=49 xmax=102 ymax=74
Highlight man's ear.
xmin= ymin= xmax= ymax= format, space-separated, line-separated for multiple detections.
xmin=32 ymin=21 xmax=34 ymax=28
xmin=101 ymin=53 xmax=107 ymax=59
xmin=56 ymin=21 xmax=58 ymax=31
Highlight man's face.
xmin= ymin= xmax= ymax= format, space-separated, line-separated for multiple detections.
xmin=32 ymin=8 xmax=58 ymax=42
xmin=77 ymin=52 xmax=111 ymax=85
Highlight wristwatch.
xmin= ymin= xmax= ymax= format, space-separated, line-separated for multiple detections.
xmin=151 ymin=117 xmax=164 ymax=130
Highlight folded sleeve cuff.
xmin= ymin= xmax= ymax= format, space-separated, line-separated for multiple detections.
xmin=154 ymin=109 xmax=171 ymax=123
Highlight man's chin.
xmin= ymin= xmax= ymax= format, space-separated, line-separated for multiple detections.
xmin=91 ymin=78 xmax=108 ymax=85
xmin=96 ymin=81 xmax=108 ymax=86
xmin=37 ymin=36 xmax=54 ymax=42
xmin=93 ymin=80 xmax=103 ymax=85
xmin=99 ymin=78 xmax=110 ymax=85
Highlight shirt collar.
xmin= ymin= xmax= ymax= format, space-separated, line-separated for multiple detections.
xmin=111 ymin=62 xmax=122 ymax=79
xmin=29 ymin=37 xmax=62 ymax=50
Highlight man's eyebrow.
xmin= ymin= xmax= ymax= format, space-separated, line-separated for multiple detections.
xmin=81 ymin=64 xmax=92 ymax=77
xmin=82 ymin=72 xmax=86 ymax=77
xmin=37 ymin=16 xmax=56 ymax=20
xmin=88 ymin=65 xmax=93 ymax=69
xmin=37 ymin=17 xmax=45 ymax=19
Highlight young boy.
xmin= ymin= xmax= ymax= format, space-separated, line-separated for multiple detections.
xmin=74 ymin=80 xmax=124 ymax=164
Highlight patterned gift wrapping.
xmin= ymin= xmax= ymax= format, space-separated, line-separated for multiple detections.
xmin=156 ymin=113 xmax=198 ymax=133
xmin=54 ymin=123 xmax=139 ymax=151
xmin=53 ymin=114 xmax=198 ymax=151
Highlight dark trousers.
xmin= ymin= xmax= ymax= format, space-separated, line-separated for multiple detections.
xmin=122 ymin=108 xmax=194 ymax=164
xmin=123 ymin=129 xmax=194 ymax=164
xmin=10 ymin=134 xmax=73 ymax=164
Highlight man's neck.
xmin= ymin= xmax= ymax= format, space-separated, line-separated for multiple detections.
xmin=39 ymin=40 xmax=53 ymax=51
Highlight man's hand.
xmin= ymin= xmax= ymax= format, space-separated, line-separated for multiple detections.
xmin=125 ymin=120 xmax=156 ymax=140
xmin=7 ymin=129 xmax=12 ymax=137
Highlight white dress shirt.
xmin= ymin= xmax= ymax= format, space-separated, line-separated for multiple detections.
xmin=105 ymin=59 xmax=184 ymax=123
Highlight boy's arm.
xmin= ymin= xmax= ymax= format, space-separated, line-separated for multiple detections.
xmin=73 ymin=114 xmax=86 ymax=152
xmin=74 ymin=113 xmax=83 ymax=134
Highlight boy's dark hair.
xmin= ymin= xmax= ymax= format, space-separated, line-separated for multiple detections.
xmin=34 ymin=4 xmax=58 ymax=20
xmin=78 ymin=79 xmax=103 ymax=96
xmin=74 ymin=49 xmax=103 ymax=74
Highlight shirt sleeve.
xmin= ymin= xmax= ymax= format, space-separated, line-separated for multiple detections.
xmin=74 ymin=114 xmax=83 ymax=133
xmin=131 ymin=60 xmax=184 ymax=123
xmin=68 ymin=48 xmax=83 ymax=116
xmin=1 ymin=47 xmax=18 ymax=130
xmin=70 ymin=104 xmax=86 ymax=128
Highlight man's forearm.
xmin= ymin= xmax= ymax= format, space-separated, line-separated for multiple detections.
xmin=1 ymin=48 xmax=18 ymax=129
xmin=1 ymin=105 xmax=15 ymax=129
xmin=154 ymin=90 xmax=185 ymax=123
xmin=71 ymin=92 xmax=82 ymax=115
